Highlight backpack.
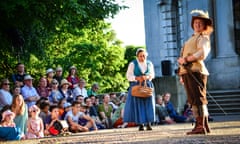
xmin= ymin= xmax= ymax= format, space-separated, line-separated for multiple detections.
xmin=49 ymin=120 xmax=68 ymax=136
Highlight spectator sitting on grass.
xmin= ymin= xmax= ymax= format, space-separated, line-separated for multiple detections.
xmin=163 ymin=92 xmax=188 ymax=123
xmin=155 ymin=95 xmax=175 ymax=124
xmin=64 ymin=101 xmax=97 ymax=133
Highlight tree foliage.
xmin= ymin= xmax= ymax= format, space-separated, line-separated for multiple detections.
xmin=0 ymin=0 xmax=132 ymax=93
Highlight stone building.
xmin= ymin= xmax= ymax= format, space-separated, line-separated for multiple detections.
xmin=143 ymin=0 xmax=240 ymax=114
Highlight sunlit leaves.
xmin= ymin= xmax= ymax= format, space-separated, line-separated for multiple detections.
xmin=0 ymin=0 xmax=132 ymax=93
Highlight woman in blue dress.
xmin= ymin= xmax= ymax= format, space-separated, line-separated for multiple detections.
xmin=124 ymin=48 xmax=155 ymax=131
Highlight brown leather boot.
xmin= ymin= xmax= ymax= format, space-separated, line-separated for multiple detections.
xmin=205 ymin=116 xmax=211 ymax=133
xmin=187 ymin=116 xmax=207 ymax=135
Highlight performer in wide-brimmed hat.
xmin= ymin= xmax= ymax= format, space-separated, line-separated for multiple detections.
xmin=177 ymin=9 xmax=214 ymax=135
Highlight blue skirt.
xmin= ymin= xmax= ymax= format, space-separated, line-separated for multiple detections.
xmin=123 ymin=81 xmax=155 ymax=124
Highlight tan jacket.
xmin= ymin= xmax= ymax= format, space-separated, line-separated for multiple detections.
xmin=179 ymin=33 xmax=210 ymax=75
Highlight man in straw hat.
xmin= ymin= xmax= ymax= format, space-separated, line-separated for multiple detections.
xmin=177 ymin=9 xmax=213 ymax=135
xmin=21 ymin=75 xmax=40 ymax=108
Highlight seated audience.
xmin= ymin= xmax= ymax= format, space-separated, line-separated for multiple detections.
xmin=0 ymin=109 xmax=23 ymax=140
xmin=12 ymin=63 xmax=27 ymax=87
xmin=11 ymin=85 xmax=21 ymax=96
xmin=112 ymin=94 xmax=136 ymax=128
xmin=36 ymin=97 xmax=49 ymax=108
xmin=62 ymin=102 xmax=72 ymax=120
xmin=11 ymin=94 xmax=28 ymax=137
xmin=21 ymin=75 xmax=40 ymax=108
xmin=155 ymin=95 xmax=175 ymax=124
xmin=46 ymin=68 xmax=55 ymax=89
xmin=26 ymin=105 xmax=44 ymax=139
xmin=0 ymin=79 xmax=13 ymax=111
xmin=163 ymin=92 xmax=188 ymax=123
xmin=58 ymin=98 xmax=67 ymax=119
xmin=72 ymin=78 xmax=88 ymax=99
xmin=89 ymin=95 xmax=98 ymax=111
xmin=59 ymin=79 xmax=73 ymax=103
xmin=87 ymin=83 xmax=99 ymax=97
xmin=75 ymin=95 xmax=84 ymax=104
xmin=48 ymin=79 xmax=64 ymax=104
xmin=39 ymin=101 xmax=51 ymax=126
xmin=109 ymin=93 xmax=120 ymax=113
xmin=66 ymin=66 xmax=80 ymax=90
xmin=0 ymin=110 xmax=16 ymax=127
xmin=53 ymin=67 xmax=63 ymax=86
xmin=98 ymin=94 xmax=113 ymax=129
xmin=64 ymin=101 xmax=97 ymax=133
xmin=84 ymin=97 xmax=105 ymax=129
xmin=44 ymin=105 xmax=61 ymax=136
xmin=78 ymin=103 xmax=98 ymax=131
xmin=37 ymin=77 xmax=50 ymax=98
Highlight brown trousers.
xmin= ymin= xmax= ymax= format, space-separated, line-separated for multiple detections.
xmin=182 ymin=72 xmax=208 ymax=105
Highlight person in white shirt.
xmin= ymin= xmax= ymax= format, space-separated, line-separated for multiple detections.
xmin=0 ymin=79 xmax=13 ymax=110
xmin=21 ymin=75 xmax=40 ymax=108
xmin=123 ymin=48 xmax=155 ymax=131
xmin=64 ymin=101 xmax=97 ymax=133
xmin=72 ymin=79 xmax=88 ymax=99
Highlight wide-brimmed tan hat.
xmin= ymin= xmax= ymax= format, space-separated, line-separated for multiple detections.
xmin=190 ymin=9 xmax=213 ymax=29
xmin=61 ymin=79 xmax=71 ymax=86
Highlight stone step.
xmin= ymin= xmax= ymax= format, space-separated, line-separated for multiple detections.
xmin=207 ymin=89 xmax=240 ymax=116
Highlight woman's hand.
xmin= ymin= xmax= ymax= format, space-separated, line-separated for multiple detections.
xmin=135 ymin=75 xmax=149 ymax=82
xmin=135 ymin=76 xmax=143 ymax=82
xmin=142 ymin=75 xmax=149 ymax=80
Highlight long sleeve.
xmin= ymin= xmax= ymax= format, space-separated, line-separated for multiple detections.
xmin=193 ymin=35 xmax=211 ymax=60
xmin=126 ymin=62 xmax=136 ymax=82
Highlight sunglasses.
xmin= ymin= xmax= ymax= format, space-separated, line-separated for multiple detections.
xmin=3 ymin=83 xmax=10 ymax=85
xmin=52 ymin=83 xmax=58 ymax=85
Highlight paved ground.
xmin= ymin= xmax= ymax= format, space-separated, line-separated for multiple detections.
xmin=2 ymin=115 xmax=240 ymax=144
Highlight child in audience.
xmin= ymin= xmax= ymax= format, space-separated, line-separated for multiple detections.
xmin=58 ymin=98 xmax=67 ymax=119
xmin=26 ymin=105 xmax=44 ymax=139
xmin=39 ymin=101 xmax=51 ymax=125
xmin=44 ymin=105 xmax=61 ymax=136
xmin=0 ymin=109 xmax=24 ymax=140
xmin=0 ymin=110 xmax=16 ymax=127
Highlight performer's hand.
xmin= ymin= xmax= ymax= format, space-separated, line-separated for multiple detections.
xmin=177 ymin=57 xmax=186 ymax=65
xmin=179 ymin=76 xmax=184 ymax=85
